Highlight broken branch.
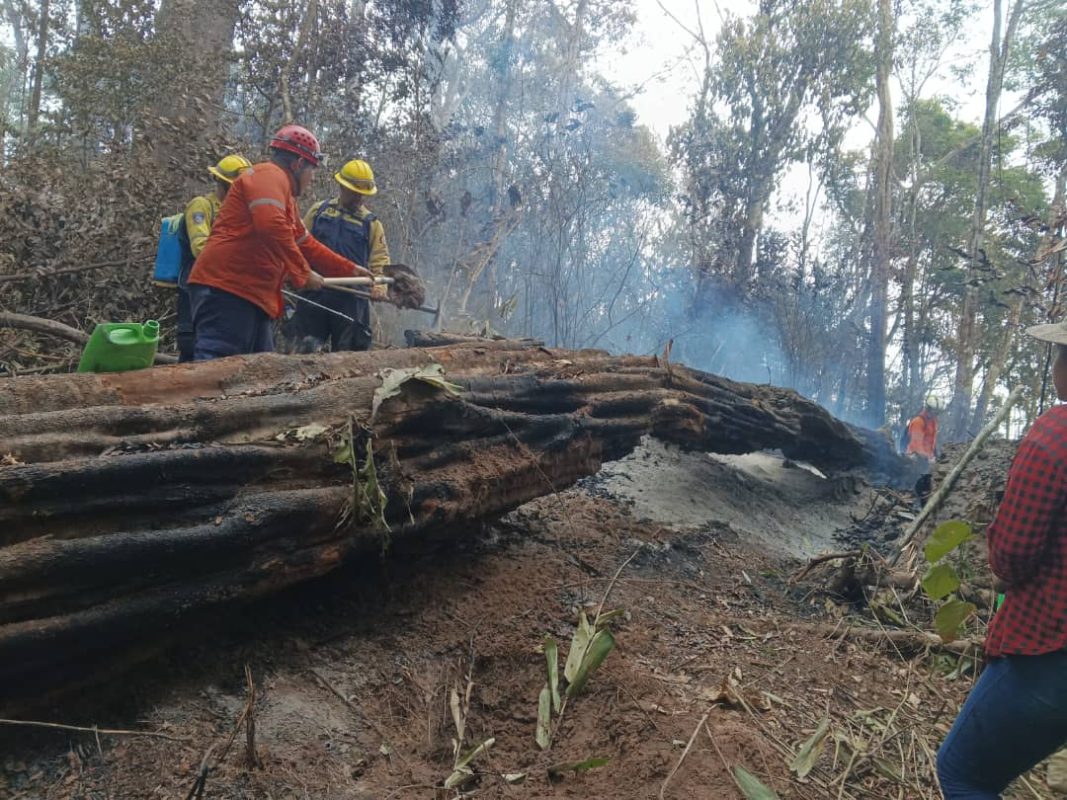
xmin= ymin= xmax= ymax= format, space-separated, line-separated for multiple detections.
xmin=0 ymin=717 xmax=187 ymax=741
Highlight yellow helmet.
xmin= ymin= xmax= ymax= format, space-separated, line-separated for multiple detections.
xmin=208 ymin=154 xmax=252 ymax=184
xmin=335 ymin=159 xmax=377 ymax=196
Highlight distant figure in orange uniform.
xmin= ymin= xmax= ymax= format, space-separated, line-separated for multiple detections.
xmin=903 ymin=396 xmax=942 ymax=503
xmin=905 ymin=399 xmax=941 ymax=460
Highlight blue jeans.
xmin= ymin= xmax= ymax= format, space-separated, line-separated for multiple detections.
xmin=938 ymin=652 xmax=1067 ymax=798
xmin=189 ymin=284 xmax=275 ymax=361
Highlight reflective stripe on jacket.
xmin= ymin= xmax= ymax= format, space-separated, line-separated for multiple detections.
xmin=189 ymin=161 xmax=358 ymax=318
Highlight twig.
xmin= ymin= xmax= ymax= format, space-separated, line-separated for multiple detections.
xmin=705 ymin=721 xmax=756 ymax=797
xmin=618 ymin=683 xmax=667 ymax=736
xmin=244 ymin=664 xmax=260 ymax=768
xmin=594 ymin=546 xmax=643 ymax=622
xmin=1019 ymin=774 xmax=1048 ymax=799
xmin=659 ymin=707 xmax=711 ymax=800
xmin=184 ymin=743 xmax=216 ymax=800
xmin=0 ymin=312 xmax=90 ymax=344
xmin=0 ymin=717 xmax=186 ymax=741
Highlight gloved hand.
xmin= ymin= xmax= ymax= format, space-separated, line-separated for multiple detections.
xmin=371 ymin=282 xmax=388 ymax=301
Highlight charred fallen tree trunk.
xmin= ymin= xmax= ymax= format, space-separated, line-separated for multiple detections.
xmin=0 ymin=342 xmax=907 ymax=700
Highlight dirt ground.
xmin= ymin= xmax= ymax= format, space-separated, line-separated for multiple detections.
xmin=0 ymin=438 xmax=1050 ymax=800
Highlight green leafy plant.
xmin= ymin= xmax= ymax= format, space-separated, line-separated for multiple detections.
xmin=732 ymin=765 xmax=781 ymax=799
xmin=443 ymin=667 xmax=496 ymax=790
xmin=789 ymin=718 xmax=830 ymax=779
xmin=537 ymin=610 xmax=618 ymax=751
xmin=920 ymin=520 xmax=977 ymax=643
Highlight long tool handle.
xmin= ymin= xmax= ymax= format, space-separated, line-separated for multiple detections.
xmin=281 ymin=289 xmax=355 ymax=322
xmin=322 ymin=276 xmax=394 ymax=287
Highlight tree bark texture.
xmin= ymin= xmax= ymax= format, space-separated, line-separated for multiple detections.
xmin=0 ymin=342 xmax=907 ymax=700
xmin=143 ymin=0 xmax=241 ymax=179
xmin=25 ymin=0 xmax=48 ymax=141
xmin=863 ymin=0 xmax=895 ymax=429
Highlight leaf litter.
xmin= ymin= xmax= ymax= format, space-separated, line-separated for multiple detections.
xmin=0 ymin=438 xmax=1052 ymax=799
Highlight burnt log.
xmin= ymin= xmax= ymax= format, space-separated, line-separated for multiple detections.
xmin=0 ymin=343 xmax=906 ymax=700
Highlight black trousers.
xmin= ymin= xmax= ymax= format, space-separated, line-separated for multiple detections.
xmin=284 ymin=289 xmax=372 ymax=352
xmin=189 ymin=284 xmax=275 ymax=360
xmin=176 ymin=285 xmax=194 ymax=362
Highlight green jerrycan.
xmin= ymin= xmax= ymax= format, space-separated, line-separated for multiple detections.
xmin=77 ymin=320 xmax=160 ymax=373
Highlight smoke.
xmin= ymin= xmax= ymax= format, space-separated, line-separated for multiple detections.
xmin=625 ymin=269 xmax=872 ymax=429
xmin=669 ymin=293 xmax=788 ymax=387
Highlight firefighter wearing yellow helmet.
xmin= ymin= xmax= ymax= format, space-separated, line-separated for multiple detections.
xmin=283 ymin=158 xmax=390 ymax=352
xmin=174 ymin=154 xmax=252 ymax=361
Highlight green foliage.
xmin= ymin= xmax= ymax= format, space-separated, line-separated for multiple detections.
xmin=922 ymin=563 xmax=962 ymax=601
xmin=920 ymin=520 xmax=976 ymax=642
xmin=935 ymin=599 xmax=978 ymax=644
xmin=544 ymin=636 xmax=561 ymax=713
xmin=925 ymin=520 xmax=974 ymax=564
xmin=732 ymin=765 xmax=781 ymax=799
xmin=443 ymin=737 xmax=496 ymax=790
xmin=672 ymin=0 xmax=875 ymax=288
xmin=789 ymin=718 xmax=830 ymax=779
xmin=565 ymin=627 xmax=615 ymax=698
xmin=334 ymin=418 xmax=389 ymax=543
xmin=537 ymin=609 xmax=619 ymax=750
xmin=535 ymin=685 xmax=552 ymax=750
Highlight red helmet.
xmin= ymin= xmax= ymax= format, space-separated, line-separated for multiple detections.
xmin=269 ymin=124 xmax=324 ymax=167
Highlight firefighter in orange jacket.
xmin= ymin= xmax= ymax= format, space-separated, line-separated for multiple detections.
xmin=188 ymin=124 xmax=372 ymax=360
xmin=904 ymin=398 xmax=941 ymax=461
xmin=903 ymin=396 xmax=942 ymax=503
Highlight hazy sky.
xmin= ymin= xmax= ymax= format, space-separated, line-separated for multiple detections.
xmin=602 ymin=0 xmax=1016 ymax=233
xmin=606 ymin=0 xmax=1006 ymax=142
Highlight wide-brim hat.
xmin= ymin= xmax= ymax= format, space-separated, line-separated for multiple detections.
xmin=1026 ymin=321 xmax=1067 ymax=345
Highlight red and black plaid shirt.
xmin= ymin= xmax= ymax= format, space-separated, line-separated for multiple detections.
xmin=986 ymin=404 xmax=1067 ymax=657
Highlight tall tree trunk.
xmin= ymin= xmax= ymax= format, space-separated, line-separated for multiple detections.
xmin=142 ymin=0 xmax=241 ymax=176
xmin=454 ymin=0 xmax=516 ymax=322
xmin=25 ymin=0 xmax=48 ymax=143
xmin=279 ymin=0 xmax=319 ymax=125
xmin=734 ymin=193 xmax=765 ymax=288
xmin=489 ymin=0 xmax=515 ymax=214
xmin=864 ymin=0 xmax=895 ymax=428
xmin=900 ymin=96 xmax=925 ymax=415
xmin=947 ymin=0 xmax=1026 ymax=440
xmin=971 ymin=294 xmax=1023 ymax=426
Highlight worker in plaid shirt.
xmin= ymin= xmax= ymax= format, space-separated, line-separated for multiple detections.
xmin=938 ymin=322 xmax=1067 ymax=799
